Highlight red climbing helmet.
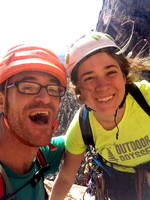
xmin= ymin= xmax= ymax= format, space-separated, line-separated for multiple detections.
xmin=0 ymin=44 xmax=67 ymax=87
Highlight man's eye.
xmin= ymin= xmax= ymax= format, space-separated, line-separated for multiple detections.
xmin=19 ymin=83 xmax=36 ymax=92
xmin=23 ymin=85 xmax=33 ymax=89
xmin=48 ymin=88 xmax=57 ymax=92
xmin=47 ymin=86 xmax=58 ymax=93
xmin=22 ymin=86 xmax=35 ymax=91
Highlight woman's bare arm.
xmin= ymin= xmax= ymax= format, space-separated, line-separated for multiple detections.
xmin=49 ymin=150 xmax=84 ymax=200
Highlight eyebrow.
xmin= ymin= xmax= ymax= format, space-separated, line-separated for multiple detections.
xmin=20 ymin=77 xmax=36 ymax=81
xmin=20 ymin=76 xmax=60 ymax=84
xmin=105 ymin=64 xmax=118 ymax=69
xmin=80 ymin=71 xmax=93 ymax=79
xmin=80 ymin=64 xmax=118 ymax=79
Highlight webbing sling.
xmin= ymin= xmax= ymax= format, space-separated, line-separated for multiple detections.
xmin=0 ymin=144 xmax=57 ymax=200
xmin=79 ymin=105 xmax=95 ymax=147
xmin=79 ymin=83 xmax=150 ymax=147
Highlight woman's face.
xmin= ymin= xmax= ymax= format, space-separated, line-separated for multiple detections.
xmin=77 ymin=52 xmax=126 ymax=117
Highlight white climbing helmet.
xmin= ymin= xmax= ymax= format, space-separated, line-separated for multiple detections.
xmin=65 ymin=31 xmax=120 ymax=77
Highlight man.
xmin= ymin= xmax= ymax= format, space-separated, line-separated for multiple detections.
xmin=0 ymin=44 xmax=67 ymax=200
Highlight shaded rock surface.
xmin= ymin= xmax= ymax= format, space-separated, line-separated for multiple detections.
xmin=44 ymin=179 xmax=87 ymax=200
xmin=55 ymin=89 xmax=80 ymax=136
xmin=96 ymin=0 xmax=150 ymax=58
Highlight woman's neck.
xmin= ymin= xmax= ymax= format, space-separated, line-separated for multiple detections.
xmin=93 ymin=105 xmax=125 ymax=130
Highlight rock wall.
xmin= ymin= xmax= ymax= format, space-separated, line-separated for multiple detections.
xmin=96 ymin=0 xmax=150 ymax=58
xmin=56 ymin=0 xmax=150 ymax=136
xmin=53 ymin=1 xmax=150 ymax=189
xmin=55 ymin=89 xmax=80 ymax=136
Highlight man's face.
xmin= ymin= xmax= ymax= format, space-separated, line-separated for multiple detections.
xmin=5 ymin=71 xmax=61 ymax=147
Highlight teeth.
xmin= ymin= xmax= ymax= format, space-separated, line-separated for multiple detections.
xmin=97 ymin=95 xmax=113 ymax=102
xmin=30 ymin=111 xmax=48 ymax=116
xmin=29 ymin=111 xmax=49 ymax=124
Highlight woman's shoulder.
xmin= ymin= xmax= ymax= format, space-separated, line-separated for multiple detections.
xmin=135 ymin=80 xmax=150 ymax=89
xmin=68 ymin=108 xmax=81 ymax=126
xmin=134 ymin=80 xmax=150 ymax=103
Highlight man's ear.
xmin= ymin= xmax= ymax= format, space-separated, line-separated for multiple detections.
xmin=0 ymin=92 xmax=4 ymax=113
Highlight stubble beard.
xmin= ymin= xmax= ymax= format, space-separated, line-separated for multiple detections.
xmin=7 ymin=111 xmax=51 ymax=147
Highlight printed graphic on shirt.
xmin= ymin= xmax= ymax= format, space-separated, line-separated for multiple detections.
xmin=114 ymin=135 xmax=150 ymax=161
xmin=101 ymin=135 xmax=150 ymax=165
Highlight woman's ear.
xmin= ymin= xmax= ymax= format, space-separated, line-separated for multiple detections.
xmin=0 ymin=92 xmax=4 ymax=113
xmin=75 ymin=86 xmax=81 ymax=95
xmin=75 ymin=86 xmax=85 ymax=104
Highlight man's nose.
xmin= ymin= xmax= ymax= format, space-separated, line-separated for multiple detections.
xmin=34 ymin=87 xmax=50 ymax=102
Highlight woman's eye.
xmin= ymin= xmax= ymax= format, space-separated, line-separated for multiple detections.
xmin=107 ymin=71 xmax=117 ymax=76
xmin=83 ymin=76 xmax=94 ymax=82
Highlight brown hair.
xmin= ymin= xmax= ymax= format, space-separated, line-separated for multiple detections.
xmin=0 ymin=81 xmax=6 ymax=93
xmin=70 ymin=47 xmax=149 ymax=103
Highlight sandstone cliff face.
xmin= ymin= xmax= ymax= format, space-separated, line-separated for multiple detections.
xmin=96 ymin=0 xmax=150 ymax=58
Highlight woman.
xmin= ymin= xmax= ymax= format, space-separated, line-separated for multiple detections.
xmin=50 ymin=31 xmax=150 ymax=200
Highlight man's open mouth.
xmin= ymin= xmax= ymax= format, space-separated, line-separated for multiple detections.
xmin=29 ymin=111 xmax=49 ymax=125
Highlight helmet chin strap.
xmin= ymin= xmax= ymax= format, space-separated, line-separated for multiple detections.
xmin=84 ymin=89 xmax=127 ymax=141
xmin=118 ymin=89 xmax=128 ymax=109
xmin=85 ymin=104 xmax=96 ymax=112
xmin=51 ymin=120 xmax=58 ymax=135
xmin=114 ymin=87 xmax=128 ymax=140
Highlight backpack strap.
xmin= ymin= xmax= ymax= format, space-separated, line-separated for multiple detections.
xmin=127 ymin=83 xmax=150 ymax=116
xmin=79 ymin=84 xmax=150 ymax=198
xmin=79 ymin=105 xmax=94 ymax=146
xmin=36 ymin=149 xmax=47 ymax=168
xmin=36 ymin=144 xmax=58 ymax=168
xmin=79 ymin=83 xmax=150 ymax=147
xmin=0 ymin=164 xmax=16 ymax=200
xmin=36 ymin=144 xmax=58 ymax=200
xmin=0 ymin=175 xmax=4 ymax=199
xmin=0 ymin=150 xmax=49 ymax=200
xmin=0 ymin=145 xmax=58 ymax=200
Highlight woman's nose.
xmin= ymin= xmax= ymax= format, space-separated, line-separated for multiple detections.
xmin=95 ymin=77 xmax=110 ymax=91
